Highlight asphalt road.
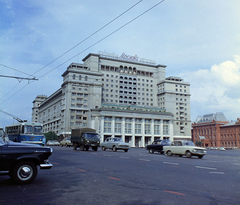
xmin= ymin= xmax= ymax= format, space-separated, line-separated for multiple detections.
xmin=0 ymin=147 xmax=240 ymax=205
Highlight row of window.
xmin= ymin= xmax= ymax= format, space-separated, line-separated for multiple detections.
xmin=72 ymin=74 xmax=88 ymax=81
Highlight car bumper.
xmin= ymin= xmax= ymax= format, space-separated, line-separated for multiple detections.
xmin=40 ymin=160 xmax=53 ymax=169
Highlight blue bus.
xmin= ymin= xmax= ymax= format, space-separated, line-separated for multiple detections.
xmin=5 ymin=122 xmax=45 ymax=145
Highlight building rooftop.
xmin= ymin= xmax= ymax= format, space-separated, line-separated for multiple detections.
xmin=195 ymin=112 xmax=228 ymax=123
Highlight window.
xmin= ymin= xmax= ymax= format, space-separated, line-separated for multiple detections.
xmin=163 ymin=120 xmax=169 ymax=135
xmin=104 ymin=117 xmax=112 ymax=133
xmin=125 ymin=118 xmax=132 ymax=134
xmin=115 ymin=117 xmax=122 ymax=134
xmin=145 ymin=119 xmax=151 ymax=134
xmin=154 ymin=120 xmax=160 ymax=135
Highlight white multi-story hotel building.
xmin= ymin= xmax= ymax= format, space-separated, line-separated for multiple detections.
xmin=32 ymin=52 xmax=191 ymax=147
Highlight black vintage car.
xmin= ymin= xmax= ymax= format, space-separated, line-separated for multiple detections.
xmin=0 ymin=131 xmax=53 ymax=184
xmin=146 ymin=139 xmax=171 ymax=154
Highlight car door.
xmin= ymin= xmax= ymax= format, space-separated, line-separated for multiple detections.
xmin=172 ymin=141 xmax=184 ymax=154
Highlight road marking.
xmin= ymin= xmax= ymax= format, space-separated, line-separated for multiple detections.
xmin=164 ymin=190 xmax=186 ymax=196
xmin=77 ymin=169 xmax=86 ymax=172
xmin=196 ymin=166 xmax=217 ymax=170
xmin=139 ymin=159 xmax=151 ymax=161
xmin=163 ymin=162 xmax=179 ymax=165
xmin=108 ymin=177 xmax=121 ymax=181
xmin=209 ymin=172 xmax=225 ymax=174
xmin=119 ymin=156 xmax=129 ymax=159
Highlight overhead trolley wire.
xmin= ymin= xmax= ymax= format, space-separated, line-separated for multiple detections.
xmin=37 ymin=0 xmax=166 ymax=79
xmin=31 ymin=0 xmax=143 ymax=76
xmin=0 ymin=0 xmax=166 ymax=105
xmin=0 ymin=0 xmax=143 ymax=104
xmin=0 ymin=0 xmax=143 ymax=105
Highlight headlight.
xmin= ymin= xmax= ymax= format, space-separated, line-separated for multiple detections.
xmin=192 ymin=149 xmax=196 ymax=152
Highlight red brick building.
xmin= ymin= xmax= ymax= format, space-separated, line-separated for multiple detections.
xmin=192 ymin=112 xmax=240 ymax=148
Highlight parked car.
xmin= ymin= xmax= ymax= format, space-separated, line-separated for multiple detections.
xmin=163 ymin=140 xmax=207 ymax=159
xmin=47 ymin=140 xmax=60 ymax=146
xmin=0 ymin=137 xmax=53 ymax=184
xmin=101 ymin=137 xmax=130 ymax=152
xmin=219 ymin=147 xmax=226 ymax=151
xmin=146 ymin=139 xmax=171 ymax=154
xmin=60 ymin=138 xmax=72 ymax=147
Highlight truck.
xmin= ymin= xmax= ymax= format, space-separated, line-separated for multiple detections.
xmin=71 ymin=128 xmax=100 ymax=151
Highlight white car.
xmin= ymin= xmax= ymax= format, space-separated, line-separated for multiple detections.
xmin=163 ymin=140 xmax=207 ymax=159
xmin=101 ymin=137 xmax=130 ymax=152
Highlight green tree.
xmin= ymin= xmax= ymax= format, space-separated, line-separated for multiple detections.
xmin=44 ymin=131 xmax=58 ymax=142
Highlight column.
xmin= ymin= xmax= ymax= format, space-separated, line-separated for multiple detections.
xmin=131 ymin=118 xmax=135 ymax=147
xmin=111 ymin=116 xmax=115 ymax=138
xmin=151 ymin=119 xmax=154 ymax=143
xmin=141 ymin=118 xmax=145 ymax=147
xmin=100 ymin=116 xmax=104 ymax=143
xmin=122 ymin=117 xmax=125 ymax=141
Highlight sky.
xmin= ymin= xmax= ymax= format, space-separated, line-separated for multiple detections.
xmin=0 ymin=0 xmax=240 ymax=128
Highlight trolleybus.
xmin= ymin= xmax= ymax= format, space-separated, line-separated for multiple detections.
xmin=5 ymin=122 xmax=45 ymax=145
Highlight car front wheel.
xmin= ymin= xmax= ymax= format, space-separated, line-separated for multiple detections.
xmin=102 ymin=146 xmax=106 ymax=151
xmin=186 ymin=151 xmax=191 ymax=158
xmin=11 ymin=161 xmax=38 ymax=184
xmin=167 ymin=151 xmax=172 ymax=156
xmin=198 ymin=155 xmax=203 ymax=159
xmin=149 ymin=149 xmax=154 ymax=154
xmin=113 ymin=146 xmax=117 ymax=152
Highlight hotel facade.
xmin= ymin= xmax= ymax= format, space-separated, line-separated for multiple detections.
xmin=32 ymin=52 xmax=191 ymax=147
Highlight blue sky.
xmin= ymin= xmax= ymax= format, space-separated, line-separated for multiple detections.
xmin=1 ymin=0 xmax=240 ymax=128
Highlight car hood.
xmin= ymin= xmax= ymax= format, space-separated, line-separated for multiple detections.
xmin=6 ymin=141 xmax=42 ymax=148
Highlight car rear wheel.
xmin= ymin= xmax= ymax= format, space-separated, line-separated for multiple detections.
xmin=167 ymin=151 xmax=172 ymax=156
xmin=186 ymin=151 xmax=191 ymax=158
xmin=149 ymin=149 xmax=154 ymax=154
xmin=12 ymin=161 xmax=38 ymax=184
xmin=124 ymin=149 xmax=128 ymax=152
xmin=73 ymin=143 xmax=77 ymax=150
xmin=102 ymin=146 xmax=106 ymax=151
xmin=80 ymin=145 xmax=85 ymax=151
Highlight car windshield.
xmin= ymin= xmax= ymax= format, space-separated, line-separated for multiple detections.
xmin=85 ymin=133 xmax=100 ymax=139
xmin=183 ymin=141 xmax=195 ymax=146
xmin=113 ymin=138 xmax=123 ymax=142
xmin=161 ymin=140 xmax=171 ymax=145
xmin=33 ymin=126 xmax=43 ymax=134
xmin=24 ymin=126 xmax=33 ymax=134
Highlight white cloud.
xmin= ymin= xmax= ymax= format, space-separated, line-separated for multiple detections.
xmin=180 ymin=55 xmax=240 ymax=121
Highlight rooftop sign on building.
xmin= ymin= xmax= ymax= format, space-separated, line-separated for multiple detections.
xmin=98 ymin=51 xmax=156 ymax=65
